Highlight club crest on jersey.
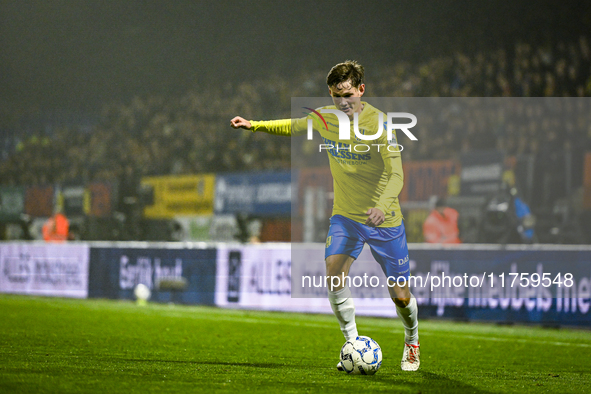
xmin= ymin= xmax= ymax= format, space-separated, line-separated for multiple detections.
xmin=388 ymin=135 xmax=398 ymax=147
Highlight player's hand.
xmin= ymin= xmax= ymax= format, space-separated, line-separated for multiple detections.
xmin=230 ymin=116 xmax=252 ymax=130
xmin=365 ymin=208 xmax=385 ymax=227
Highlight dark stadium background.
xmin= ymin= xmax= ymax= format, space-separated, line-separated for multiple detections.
xmin=2 ymin=0 xmax=590 ymax=114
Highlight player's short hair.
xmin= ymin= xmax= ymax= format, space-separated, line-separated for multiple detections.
xmin=326 ymin=60 xmax=365 ymax=89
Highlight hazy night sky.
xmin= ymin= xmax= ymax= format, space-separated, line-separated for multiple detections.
xmin=1 ymin=0 xmax=590 ymax=119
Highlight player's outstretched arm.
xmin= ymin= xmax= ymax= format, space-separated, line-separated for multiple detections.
xmin=229 ymin=116 xmax=296 ymax=136
xmin=230 ymin=116 xmax=252 ymax=130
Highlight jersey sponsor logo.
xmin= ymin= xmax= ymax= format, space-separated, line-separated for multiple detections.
xmin=320 ymin=137 xmax=371 ymax=161
xmin=398 ymin=255 xmax=409 ymax=266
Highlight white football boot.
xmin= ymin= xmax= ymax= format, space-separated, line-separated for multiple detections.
xmin=401 ymin=343 xmax=420 ymax=371
xmin=336 ymin=361 xmax=345 ymax=371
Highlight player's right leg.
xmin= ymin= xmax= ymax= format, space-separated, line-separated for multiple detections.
xmin=326 ymin=253 xmax=357 ymax=340
xmin=326 ymin=253 xmax=356 ymax=372
xmin=324 ymin=215 xmax=365 ymax=371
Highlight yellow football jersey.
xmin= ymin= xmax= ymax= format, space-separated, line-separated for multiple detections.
xmin=250 ymin=102 xmax=404 ymax=227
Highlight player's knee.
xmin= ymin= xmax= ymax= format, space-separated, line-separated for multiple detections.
xmin=393 ymin=297 xmax=410 ymax=308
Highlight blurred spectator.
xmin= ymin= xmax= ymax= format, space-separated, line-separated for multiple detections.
xmin=423 ymin=196 xmax=461 ymax=244
xmin=510 ymin=187 xmax=536 ymax=243
xmin=117 ymin=163 xmax=142 ymax=240
xmin=42 ymin=209 xmax=69 ymax=242
xmin=479 ymin=186 xmax=535 ymax=244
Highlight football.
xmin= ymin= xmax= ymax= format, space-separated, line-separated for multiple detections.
xmin=339 ymin=336 xmax=382 ymax=375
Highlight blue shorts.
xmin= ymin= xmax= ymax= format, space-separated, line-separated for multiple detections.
xmin=325 ymin=215 xmax=410 ymax=279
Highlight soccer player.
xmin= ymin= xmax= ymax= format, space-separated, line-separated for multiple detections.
xmin=230 ymin=60 xmax=420 ymax=371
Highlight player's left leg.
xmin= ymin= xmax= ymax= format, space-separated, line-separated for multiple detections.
xmin=387 ymin=282 xmax=419 ymax=347
xmin=368 ymin=222 xmax=420 ymax=371
xmin=387 ymin=281 xmax=420 ymax=371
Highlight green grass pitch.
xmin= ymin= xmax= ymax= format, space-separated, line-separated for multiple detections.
xmin=1 ymin=294 xmax=590 ymax=393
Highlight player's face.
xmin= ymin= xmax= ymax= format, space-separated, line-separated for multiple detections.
xmin=329 ymin=81 xmax=365 ymax=119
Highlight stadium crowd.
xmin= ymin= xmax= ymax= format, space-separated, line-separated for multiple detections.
xmin=1 ymin=36 xmax=590 ymax=191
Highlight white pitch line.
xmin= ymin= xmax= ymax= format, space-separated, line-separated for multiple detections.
xmin=423 ymin=332 xmax=591 ymax=348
